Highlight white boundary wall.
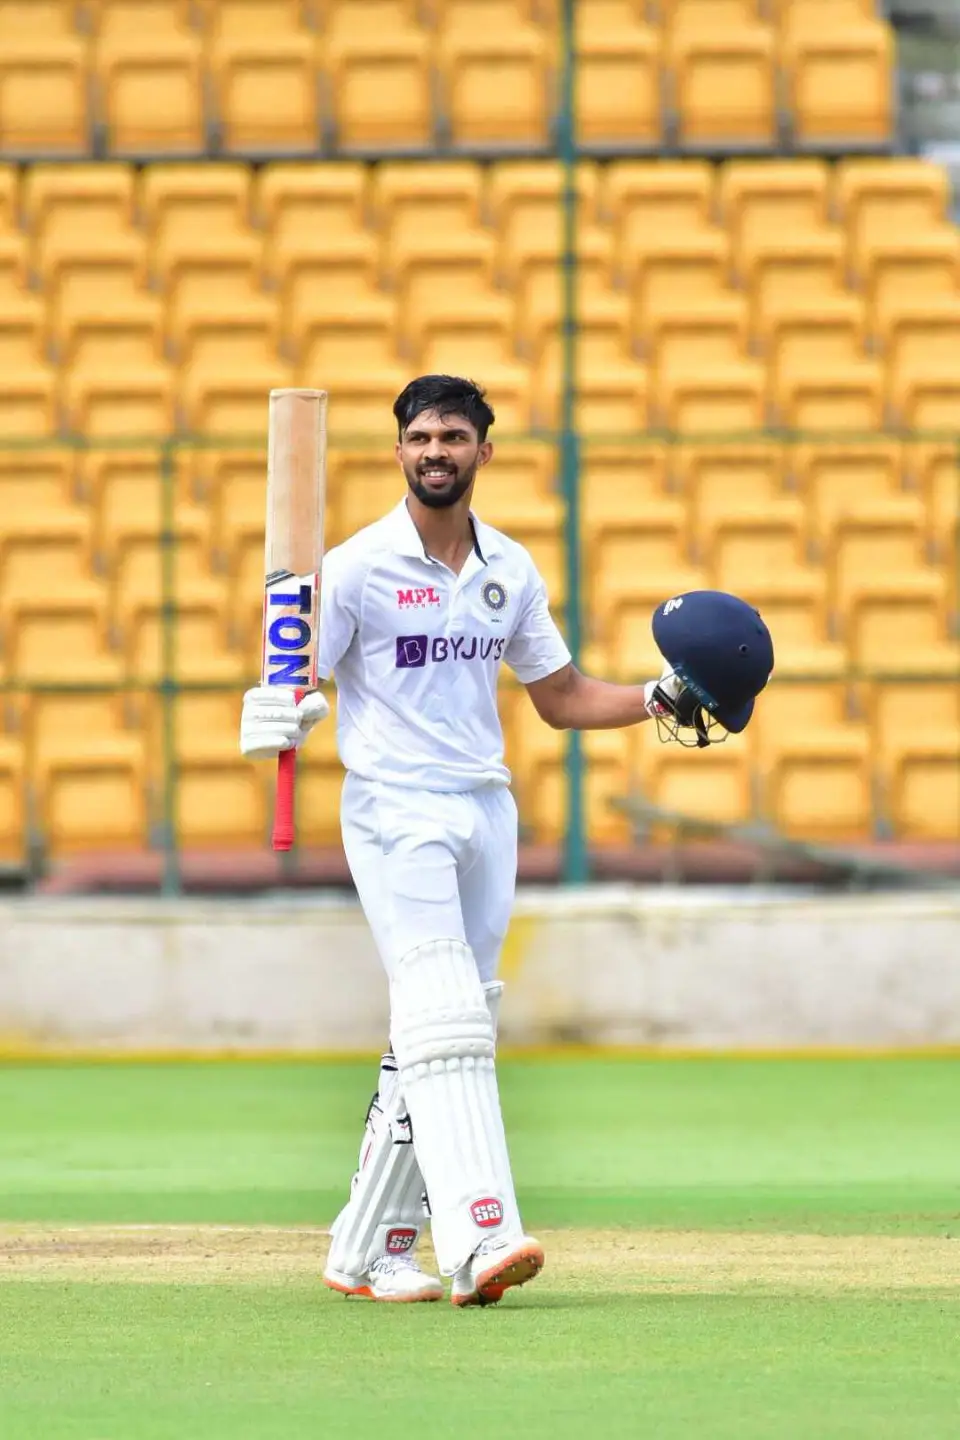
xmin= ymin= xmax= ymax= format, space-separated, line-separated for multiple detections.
xmin=0 ymin=887 xmax=958 ymax=1053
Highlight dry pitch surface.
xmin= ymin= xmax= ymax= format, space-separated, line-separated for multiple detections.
xmin=3 ymin=1224 xmax=958 ymax=1293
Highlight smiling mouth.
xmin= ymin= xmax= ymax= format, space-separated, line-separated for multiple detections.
xmin=420 ymin=468 xmax=456 ymax=483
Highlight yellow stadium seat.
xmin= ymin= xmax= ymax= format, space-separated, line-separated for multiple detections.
xmin=1 ymin=538 xmax=102 ymax=640
xmin=175 ymin=758 xmax=270 ymax=848
xmin=0 ymin=233 xmax=27 ymax=302
xmin=828 ymin=511 xmax=933 ymax=619
xmin=671 ymin=22 xmax=776 ymax=147
xmin=851 ymin=592 xmax=957 ymax=675
xmin=61 ymin=296 xmax=163 ymax=373
xmin=581 ymin=443 xmax=670 ymax=549
xmin=532 ymin=345 xmax=648 ymax=434
xmin=837 ymin=159 xmax=950 ymax=256
xmin=637 ymin=735 xmax=754 ymax=829
xmin=0 ymin=0 xmax=76 ymax=34
xmin=439 ymin=32 xmax=549 ymax=147
xmin=127 ymin=604 xmax=244 ymax=684
xmin=490 ymin=159 xmax=598 ymax=239
xmin=748 ymin=231 xmax=847 ymax=338
xmin=170 ymin=289 xmax=279 ymax=368
xmin=417 ymin=303 xmax=515 ymax=374
xmin=885 ymin=299 xmax=960 ymax=425
xmin=326 ymin=452 xmax=399 ymax=541
xmin=857 ymin=229 xmax=960 ymax=318
xmin=97 ymin=36 xmax=204 ymax=154
xmin=257 ymin=161 xmax=367 ymax=239
xmin=674 ymin=438 xmax=784 ymax=506
xmin=790 ymin=440 xmax=903 ymax=545
xmin=665 ymin=0 xmax=763 ymax=24
xmin=374 ymin=160 xmax=483 ymax=233
xmin=0 ymin=39 xmax=89 ymax=153
xmin=0 ymin=736 xmax=25 ymax=864
xmin=650 ymin=295 xmax=748 ymax=377
xmin=628 ymin=232 xmax=730 ymax=337
xmin=437 ymin=0 xmax=539 ymax=30
xmin=900 ymin=378 xmax=960 ymax=433
xmin=908 ymin=443 xmax=959 ymax=560
xmin=476 ymin=472 xmax=562 ymax=536
xmin=774 ymin=0 xmax=879 ymax=28
xmin=142 ymin=161 xmax=249 ymax=230
xmin=604 ymin=159 xmax=713 ymax=241
xmin=200 ymin=0 xmax=305 ymax=38
xmin=43 ymin=239 xmax=148 ymax=348
xmin=180 ymin=362 xmax=292 ymax=436
xmin=301 ymin=307 xmax=399 ymax=378
xmin=326 ymin=0 xmax=419 ymax=37
xmin=719 ymin=159 xmax=830 ymax=280
xmin=735 ymin=573 xmax=844 ymax=677
xmin=83 ymin=451 xmax=208 ymax=562
xmin=91 ymin=0 xmax=194 ymax=34
xmin=513 ymin=252 xmax=616 ymax=354
xmin=35 ymin=744 xmax=148 ymax=855
xmin=657 ymin=360 xmax=766 ymax=434
xmin=0 ymin=449 xmax=73 ymax=522
xmin=63 ymin=362 xmax=175 ymax=438
xmin=889 ymin=745 xmax=960 ymax=841
xmin=767 ymin=733 xmax=873 ymax=840
xmin=320 ymin=372 xmax=411 ymax=442
xmin=766 ymin=294 xmax=865 ymax=378
xmin=385 ymin=219 xmax=495 ymax=294
xmin=0 ymin=367 xmax=56 ymax=437
xmin=112 ymin=533 xmax=224 ymax=625
xmin=10 ymin=600 xmax=122 ymax=684
xmin=778 ymin=358 xmax=883 ymax=433
xmin=870 ymin=681 xmax=960 ymax=766
xmin=191 ymin=449 xmax=267 ymax=570
xmin=23 ymin=162 xmax=134 ymax=243
xmin=707 ymin=506 xmax=811 ymax=597
xmin=510 ymin=722 xmax=635 ymax=846
xmin=785 ymin=21 xmax=893 ymax=145
xmin=590 ymin=515 xmax=689 ymax=629
xmin=576 ymin=23 xmax=662 ymax=148
xmin=326 ymin=33 xmax=433 ymax=149
xmin=208 ymin=36 xmax=319 ymax=154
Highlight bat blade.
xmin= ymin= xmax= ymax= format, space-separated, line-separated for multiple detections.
xmin=261 ymin=388 xmax=328 ymax=853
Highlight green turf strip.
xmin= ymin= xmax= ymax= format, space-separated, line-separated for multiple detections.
xmin=1 ymin=1284 xmax=959 ymax=1440
xmin=0 ymin=1058 xmax=958 ymax=1233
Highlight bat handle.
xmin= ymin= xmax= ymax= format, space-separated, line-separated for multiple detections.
xmin=271 ymin=687 xmax=304 ymax=853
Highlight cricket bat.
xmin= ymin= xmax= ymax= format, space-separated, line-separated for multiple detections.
xmin=261 ymin=388 xmax=328 ymax=852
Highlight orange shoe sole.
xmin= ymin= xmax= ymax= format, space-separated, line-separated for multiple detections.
xmin=451 ymin=1240 xmax=545 ymax=1308
xmin=323 ymin=1276 xmax=442 ymax=1303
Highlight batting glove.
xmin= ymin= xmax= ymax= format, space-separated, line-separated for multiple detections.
xmin=643 ymin=664 xmax=683 ymax=719
xmin=240 ymin=686 xmax=330 ymax=760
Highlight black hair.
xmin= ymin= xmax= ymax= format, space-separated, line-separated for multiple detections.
xmin=393 ymin=375 xmax=496 ymax=442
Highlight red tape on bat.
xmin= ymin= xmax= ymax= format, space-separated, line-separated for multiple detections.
xmin=271 ymin=687 xmax=304 ymax=852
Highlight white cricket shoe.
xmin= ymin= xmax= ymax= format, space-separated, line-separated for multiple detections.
xmin=450 ymin=1234 xmax=544 ymax=1308
xmin=323 ymin=1252 xmax=443 ymax=1303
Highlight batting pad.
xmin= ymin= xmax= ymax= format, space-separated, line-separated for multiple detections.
xmin=390 ymin=941 xmax=522 ymax=1276
xmin=326 ymin=1054 xmax=425 ymax=1280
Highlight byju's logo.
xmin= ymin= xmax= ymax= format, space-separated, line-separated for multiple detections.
xmin=396 ymin=635 xmax=428 ymax=668
xmin=396 ymin=634 xmax=505 ymax=669
xmin=397 ymin=586 xmax=441 ymax=610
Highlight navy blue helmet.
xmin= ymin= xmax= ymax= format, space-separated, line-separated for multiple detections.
xmin=650 ymin=590 xmax=774 ymax=748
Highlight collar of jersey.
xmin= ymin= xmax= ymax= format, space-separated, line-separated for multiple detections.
xmin=389 ymin=500 xmax=503 ymax=565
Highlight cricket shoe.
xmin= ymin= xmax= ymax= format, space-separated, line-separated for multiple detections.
xmin=451 ymin=1234 xmax=544 ymax=1308
xmin=323 ymin=1253 xmax=443 ymax=1303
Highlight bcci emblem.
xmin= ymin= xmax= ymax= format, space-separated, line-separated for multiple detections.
xmin=481 ymin=580 xmax=508 ymax=613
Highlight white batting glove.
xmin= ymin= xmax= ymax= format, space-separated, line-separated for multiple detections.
xmin=643 ymin=664 xmax=683 ymax=719
xmin=239 ymin=686 xmax=330 ymax=760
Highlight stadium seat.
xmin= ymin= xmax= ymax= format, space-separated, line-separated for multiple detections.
xmin=766 ymin=732 xmax=873 ymax=840
xmin=374 ymin=161 xmax=483 ymax=233
xmin=0 ymin=163 xmax=16 ymax=226
xmin=82 ymin=450 xmax=209 ymax=562
xmin=888 ymin=744 xmax=960 ymax=840
xmin=907 ymin=443 xmax=959 ymax=560
xmin=657 ymin=360 xmax=766 ymax=433
xmin=650 ymin=295 xmax=748 ymax=376
xmin=766 ymin=295 xmax=866 ymax=396
xmin=435 ymin=0 xmax=540 ymax=31
xmin=837 ymin=159 xmax=950 ymax=257
xmin=885 ymin=300 xmax=960 ymax=425
xmin=581 ymin=442 xmax=670 ymax=542
xmin=23 ymin=164 xmax=135 ymax=256
xmin=0 ymin=0 xmax=77 ymax=35
xmin=828 ymin=511 xmax=935 ymax=620
xmin=439 ymin=31 xmax=550 ymax=148
xmin=748 ymin=231 xmax=848 ymax=339
xmin=637 ymin=733 xmax=754 ymax=830
xmin=180 ymin=362 xmax=292 ymax=436
xmin=784 ymin=19 xmax=893 ymax=146
xmin=30 ymin=695 xmax=148 ymax=854
xmin=0 ymin=736 xmax=24 ymax=864
xmin=604 ymin=159 xmax=713 ymax=237
xmin=0 ymin=297 xmax=46 ymax=370
xmin=851 ymin=591 xmax=957 ymax=675
xmin=326 ymin=33 xmax=433 ymax=150
xmin=127 ymin=604 xmax=244 ymax=684
xmin=143 ymin=163 xmax=255 ymax=276
xmin=676 ymin=441 xmax=786 ymax=548
xmin=670 ymin=21 xmax=776 ymax=148
xmin=852 ymin=226 xmax=960 ymax=305
xmin=111 ymin=534 xmax=224 ymax=625
xmin=589 ymin=514 xmax=689 ymax=630
xmin=777 ymin=358 xmax=883 ymax=433
xmin=628 ymin=232 xmax=730 ymax=339
xmin=97 ymin=35 xmax=204 ymax=155
xmin=0 ymin=366 xmax=57 ymax=437
xmin=208 ymin=35 xmax=319 ymax=154
xmin=719 ymin=159 xmax=831 ymax=280
xmin=707 ymin=504 xmax=811 ymax=597
xmin=0 ymin=39 xmax=89 ymax=154
xmin=576 ymin=21 xmax=662 ymax=149
xmin=91 ymin=0 xmax=195 ymax=34
xmin=199 ymin=0 xmax=306 ymax=39
xmin=326 ymin=0 xmax=420 ymax=38
xmin=257 ymin=161 xmax=367 ymax=241
xmin=62 ymin=362 xmax=175 ymax=438
xmin=790 ymin=440 xmax=903 ymax=547
xmin=10 ymin=600 xmax=122 ymax=684
xmin=870 ymin=680 xmax=960 ymax=767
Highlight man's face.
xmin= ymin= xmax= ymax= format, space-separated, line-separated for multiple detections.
xmin=396 ymin=409 xmax=492 ymax=510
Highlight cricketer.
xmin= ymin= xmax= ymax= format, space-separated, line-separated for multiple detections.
xmin=240 ymin=374 xmax=774 ymax=1306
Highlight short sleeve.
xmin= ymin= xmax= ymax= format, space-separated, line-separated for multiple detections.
xmin=503 ymin=572 xmax=572 ymax=684
xmin=316 ymin=546 xmax=363 ymax=681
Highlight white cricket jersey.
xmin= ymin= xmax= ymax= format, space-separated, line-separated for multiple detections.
xmin=317 ymin=500 xmax=571 ymax=791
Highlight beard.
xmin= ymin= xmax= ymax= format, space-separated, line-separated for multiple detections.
xmin=405 ymin=460 xmax=476 ymax=510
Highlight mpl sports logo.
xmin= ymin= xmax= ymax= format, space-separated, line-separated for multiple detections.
xmin=396 ymin=634 xmax=506 ymax=669
xmin=397 ymin=586 xmax=441 ymax=610
xmin=385 ymin=1227 xmax=418 ymax=1254
xmin=470 ymin=1197 xmax=504 ymax=1229
xmin=263 ymin=570 xmax=319 ymax=688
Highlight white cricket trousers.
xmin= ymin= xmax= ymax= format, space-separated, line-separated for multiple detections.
xmin=340 ymin=773 xmax=518 ymax=982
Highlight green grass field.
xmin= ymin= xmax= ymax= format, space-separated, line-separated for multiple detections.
xmin=1 ymin=1057 xmax=959 ymax=1439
